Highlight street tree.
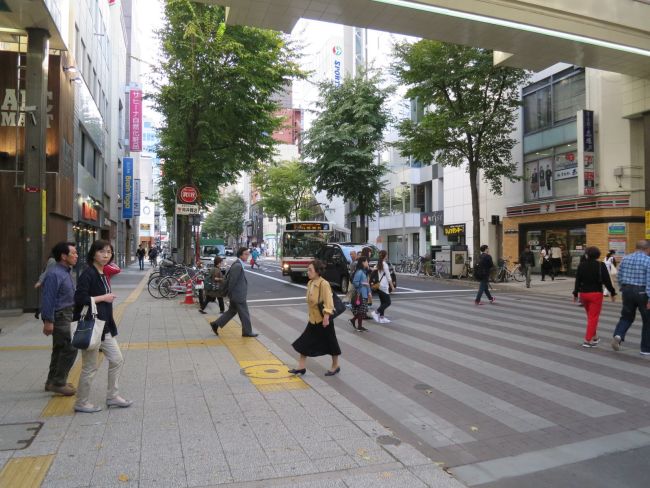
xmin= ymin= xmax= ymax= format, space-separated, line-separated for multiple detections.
xmin=303 ymin=73 xmax=392 ymax=241
xmin=203 ymin=191 xmax=246 ymax=246
xmin=252 ymin=160 xmax=313 ymax=221
xmin=392 ymin=40 xmax=528 ymax=259
xmin=154 ymin=0 xmax=303 ymax=262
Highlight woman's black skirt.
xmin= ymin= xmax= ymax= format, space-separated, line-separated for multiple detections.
xmin=292 ymin=321 xmax=341 ymax=357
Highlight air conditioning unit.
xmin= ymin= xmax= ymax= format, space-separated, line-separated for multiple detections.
xmin=613 ymin=167 xmax=624 ymax=177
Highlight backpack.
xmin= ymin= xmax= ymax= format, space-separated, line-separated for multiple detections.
xmin=369 ymin=269 xmax=381 ymax=290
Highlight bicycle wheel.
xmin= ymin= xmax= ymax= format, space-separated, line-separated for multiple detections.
xmin=147 ymin=275 xmax=165 ymax=298
xmin=512 ymin=267 xmax=524 ymax=282
xmin=159 ymin=276 xmax=180 ymax=298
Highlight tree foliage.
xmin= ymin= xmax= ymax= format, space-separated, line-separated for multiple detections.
xmin=391 ymin=40 xmax=528 ymax=257
xmin=202 ymin=191 xmax=246 ymax=244
xmin=303 ymin=73 xmax=392 ymax=239
xmin=252 ymin=160 xmax=313 ymax=221
xmin=153 ymin=0 xmax=303 ymax=260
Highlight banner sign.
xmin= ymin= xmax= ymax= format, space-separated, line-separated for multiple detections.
xmin=122 ymin=157 xmax=133 ymax=219
xmin=582 ymin=110 xmax=595 ymax=195
xmin=443 ymin=224 xmax=466 ymax=236
xmin=133 ymin=178 xmax=141 ymax=217
xmin=129 ymin=88 xmax=142 ymax=152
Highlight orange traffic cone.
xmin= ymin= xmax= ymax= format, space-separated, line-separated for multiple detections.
xmin=181 ymin=281 xmax=194 ymax=304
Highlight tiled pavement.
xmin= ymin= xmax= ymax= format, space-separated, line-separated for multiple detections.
xmin=0 ymin=269 xmax=464 ymax=488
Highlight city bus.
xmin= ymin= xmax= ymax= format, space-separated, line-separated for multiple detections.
xmin=281 ymin=221 xmax=350 ymax=282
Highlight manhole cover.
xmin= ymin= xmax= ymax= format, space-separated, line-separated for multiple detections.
xmin=377 ymin=435 xmax=401 ymax=446
xmin=414 ymin=383 xmax=432 ymax=390
xmin=0 ymin=422 xmax=43 ymax=451
xmin=240 ymin=364 xmax=295 ymax=380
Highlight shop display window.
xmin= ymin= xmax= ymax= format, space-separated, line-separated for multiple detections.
xmin=524 ymin=144 xmax=578 ymax=202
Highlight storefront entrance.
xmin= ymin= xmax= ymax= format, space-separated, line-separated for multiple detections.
xmin=523 ymin=225 xmax=586 ymax=276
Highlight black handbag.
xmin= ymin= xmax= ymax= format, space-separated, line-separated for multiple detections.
xmin=317 ymin=282 xmax=347 ymax=319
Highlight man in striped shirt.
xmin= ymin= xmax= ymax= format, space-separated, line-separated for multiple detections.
xmin=611 ymin=240 xmax=650 ymax=355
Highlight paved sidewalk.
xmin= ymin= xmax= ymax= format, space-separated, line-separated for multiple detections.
xmin=0 ymin=270 xmax=465 ymax=488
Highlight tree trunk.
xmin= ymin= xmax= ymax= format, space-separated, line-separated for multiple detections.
xmin=469 ymin=163 xmax=481 ymax=264
xmin=359 ymin=212 xmax=366 ymax=244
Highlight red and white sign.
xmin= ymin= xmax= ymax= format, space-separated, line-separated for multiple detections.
xmin=178 ymin=185 xmax=199 ymax=204
xmin=129 ymin=88 xmax=142 ymax=152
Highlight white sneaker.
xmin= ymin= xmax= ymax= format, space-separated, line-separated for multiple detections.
xmin=371 ymin=311 xmax=380 ymax=323
xmin=379 ymin=317 xmax=391 ymax=324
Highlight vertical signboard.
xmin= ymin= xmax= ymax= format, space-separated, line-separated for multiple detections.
xmin=122 ymin=157 xmax=133 ymax=219
xmin=577 ymin=110 xmax=596 ymax=196
xmin=133 ymin=178 xmax=141 ymax=217
xmin=129 ymin=87 xmax=142 ymax=152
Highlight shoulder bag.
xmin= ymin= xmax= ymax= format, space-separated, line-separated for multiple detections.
xmin=70 ymin=297 xmax=104 ymax=350
xmin=316 ymin=281 xmax=347 ymax=320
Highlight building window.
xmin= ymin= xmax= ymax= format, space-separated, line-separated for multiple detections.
xmin=524 ymin=143 xmax=578 ymax=202
xmin=523 ymin=68 xmax=585 ymax=135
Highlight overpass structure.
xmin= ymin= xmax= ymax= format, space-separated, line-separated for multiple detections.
xmin=201 ymin=0 xmax=650 ymax=79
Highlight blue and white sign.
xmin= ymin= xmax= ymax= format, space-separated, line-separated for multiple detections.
xmin=122 ymin=157 xmax=133 ymax=219
xmin=133 ymin=178 xmax=141 ymax=217
xmin=332 ymin=45 xmax=343 ymax=86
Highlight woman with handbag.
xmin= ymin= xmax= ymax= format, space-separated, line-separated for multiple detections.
xmin=371 ymin=250 xmax=395 ymax=323
xmin=349 ymin=256 xmax=370 ymax=332
xmin=199 ymin=256 xmax=225 ymax=314
xmin=73 ymin=240 xmax=132 ymax=413
xmin=289 ymin=260 xmax=341 ymax=376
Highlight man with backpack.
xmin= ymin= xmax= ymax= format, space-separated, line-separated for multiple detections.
xmin=519 ymin=245 xmax=535 ymax=288
xmin=475 ymin=245 xmax=496 ymax=305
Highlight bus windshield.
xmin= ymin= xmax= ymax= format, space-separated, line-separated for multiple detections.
xmin=282 ymin=231 xmax=328 ymax=258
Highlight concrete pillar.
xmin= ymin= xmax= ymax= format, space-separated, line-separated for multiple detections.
xmin=23 ymin=28 xmax=50 ymax=311
xmin=643 ymin=113 xmax=650 ymax=210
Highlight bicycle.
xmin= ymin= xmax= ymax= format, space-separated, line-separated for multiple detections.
xmin=431 ymin=259 xmax=449 ymax=279
xmin=158 ymin=266 xmax=207 ymax=299
xmin=492 ymin=258 xmax=524 ymax=282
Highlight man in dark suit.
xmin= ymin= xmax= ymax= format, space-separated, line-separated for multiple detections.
xmin=210 ymin=247 xmax=258 ymax=337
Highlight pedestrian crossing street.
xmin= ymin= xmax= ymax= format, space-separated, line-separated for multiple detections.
xmin=243 ymin=292 xmax=650 ymax=484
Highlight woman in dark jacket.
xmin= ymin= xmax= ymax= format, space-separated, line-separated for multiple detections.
xmin=73 ymin=240 xmax=132 ymax=413
xmin=573 ymin=246 xmax=616 ymax=348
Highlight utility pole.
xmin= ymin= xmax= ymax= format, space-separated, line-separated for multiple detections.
xmin=401 ymin=181 xmax=408 ymax=260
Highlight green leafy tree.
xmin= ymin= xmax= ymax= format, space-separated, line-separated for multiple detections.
xmin=252 ymin=160 xmax=313 ymax=221
xmin=303 ymin=73 xmax=392 ymax=241
xmin=154 ymin=0 xmax=303 ymax=262
xmin=203 ymin=191 xmax=246 ymax=245
xmin=392 ymin=40 xmax=528 ymax=259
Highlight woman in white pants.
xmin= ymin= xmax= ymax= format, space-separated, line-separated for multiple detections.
xmin=73 ymin=240 xmax=132 ymax=413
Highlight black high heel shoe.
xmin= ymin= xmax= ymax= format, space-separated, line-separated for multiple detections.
xmin=288 ymin=368 xmax=306 ymax=375
xmin=325 ymin=367 xmax=340 ymax=376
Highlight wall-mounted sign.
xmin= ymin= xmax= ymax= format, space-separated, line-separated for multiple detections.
xmin=82 ymin=202 xmax=98 ymax=221
xmin=609 ymin=238 xmax=626 ymax=257
xmin=608 ymin=222 xmax=626 ymax=235
xmin=420 ymin=211 xmax=444 ymax=227
xmin=443 ymin=224 xmax=466 ymax=236
xmin=122 ymin=157 xmax=133 ymax=219
xmin=129 ymin=87 xmax=142 ymax=152
xmin=580 ymin=110 xmax=596 ymax=195
xmin=133 ymin=178 xmax=141 ymax=217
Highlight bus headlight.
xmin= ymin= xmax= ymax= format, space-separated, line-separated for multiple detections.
xmin=283 ymin=263 xmax=290 ymax=270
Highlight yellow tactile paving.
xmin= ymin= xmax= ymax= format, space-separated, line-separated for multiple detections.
xmin=214 ymin=321 xmax=309 ymax=391
xmin=0 ymin=455 xmax=54 ymax=488
xmin=122 ymin=338 xmax=223 ymax=350
xmin=0 ymin=346 xmax=50 ymax=351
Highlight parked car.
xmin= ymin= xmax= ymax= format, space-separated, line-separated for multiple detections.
xmin=224 ymin=246 xmax=234 ymax=256
xmin=315 ymin=243 xmax=396 ymax=293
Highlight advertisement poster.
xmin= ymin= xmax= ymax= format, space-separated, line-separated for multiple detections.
xmin=122 ymin=157 xmax=133 ymax=219
xmin=608 ymin=238 xmax=626 ymax=258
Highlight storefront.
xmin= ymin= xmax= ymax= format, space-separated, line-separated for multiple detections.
xmin=73 ymin=199 xmax=101 ymax=265
xmin=504 ymin=196 xmax=644 ymax=276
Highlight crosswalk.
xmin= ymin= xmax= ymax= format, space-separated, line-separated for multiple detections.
xmin=244 ymin=292 xmax=650 ymax=486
